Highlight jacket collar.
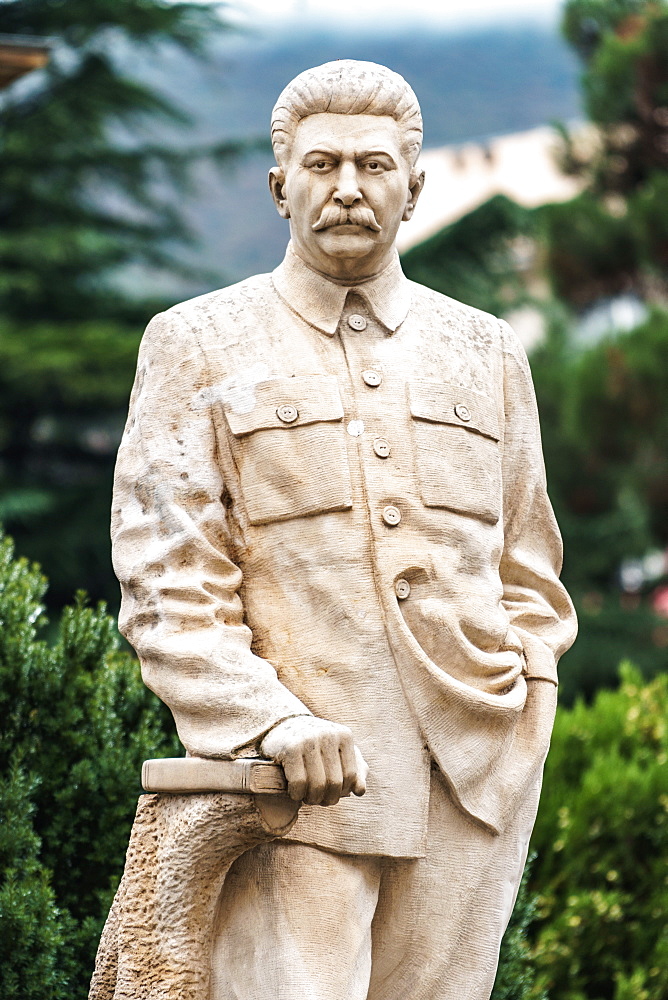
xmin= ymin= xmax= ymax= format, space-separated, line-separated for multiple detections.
xmin=271 ymin=242 xmax=411 ymax=336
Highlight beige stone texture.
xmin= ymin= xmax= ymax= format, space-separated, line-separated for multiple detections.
xmin=89 ymin=790 xmax=298 ymax=1000
xmin=98 ymin=59 xmax=577 ymax=1000
xmin=210 ymin=757 xmax=548 ymax=1000
xmin=111 ymin=246 xmax=575 ymax=850
xmin=141 ymin=756 xmax=288 ymax=795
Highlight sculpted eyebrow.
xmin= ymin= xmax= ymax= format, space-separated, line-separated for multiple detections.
xmin=358 ymin=150 xmax=398 ymax=165
xmin=302 ymin=148 xmax=337 ymax=160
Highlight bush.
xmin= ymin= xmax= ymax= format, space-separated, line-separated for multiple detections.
xmin=529 ymin=665 xmax=668 ymax=999
xmin=493 ymin=854 xmax=546 ymax=1000
xmin=0 ymin=533 xmax=179 ymax=997
xmin=0 ymin=764 xmax=75 ymax=999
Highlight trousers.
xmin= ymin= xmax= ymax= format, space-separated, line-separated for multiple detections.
xmin=209 ymin=765 xmax=541 ymax=1000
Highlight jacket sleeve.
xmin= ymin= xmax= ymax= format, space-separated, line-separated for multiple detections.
xmin=498 ymin=320 xmax=577 ymax=684
xmin=111 ymin=309 xmax=311 ymax=758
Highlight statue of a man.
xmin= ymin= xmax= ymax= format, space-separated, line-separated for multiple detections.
xmin=111 ymin=60 xmax=577 ymax=1000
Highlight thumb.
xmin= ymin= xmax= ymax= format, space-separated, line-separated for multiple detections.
xmin=352 ymin=746 xmax=369 ymax=797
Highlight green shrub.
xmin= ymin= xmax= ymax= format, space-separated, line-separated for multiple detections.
xmin=0 ymin=533 xmax=179 ymax=997
xmin=529 ymin=665 xmax=668 ymax=999
xmin=0 ymin=764 xmax=75 ymax=999
xmin=493 ymin=854 xmax=547 ymax=1000
xmin=3 ymin=526 xmax=667 ymax=998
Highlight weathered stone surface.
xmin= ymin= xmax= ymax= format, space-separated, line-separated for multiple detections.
xmin=99 ymin=58 xmax=578 ymax=1000
xmin=89 ymin=791 xmax=298 ymax=1000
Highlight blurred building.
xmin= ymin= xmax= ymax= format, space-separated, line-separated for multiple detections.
xmin=397 ymin=125 xmax=585 ymax=253
xmin=399 ymin=125 xmax=651 ymax=351
xmin=0 ymin=34 xmax=50 ymax=90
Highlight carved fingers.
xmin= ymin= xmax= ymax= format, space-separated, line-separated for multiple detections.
xmin=260 ymin=716 xmax=368 ymax=806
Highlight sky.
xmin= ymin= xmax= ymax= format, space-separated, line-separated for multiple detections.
xmin=233 ymin=0 xmax=562 ymax=29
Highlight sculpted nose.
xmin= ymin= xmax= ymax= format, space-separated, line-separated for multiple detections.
xmin=333 ymin=163 xmax=362 ymax=207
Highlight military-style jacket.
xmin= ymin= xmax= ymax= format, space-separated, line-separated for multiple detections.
xmin=112 ymin=245 xmax=577 ymax=857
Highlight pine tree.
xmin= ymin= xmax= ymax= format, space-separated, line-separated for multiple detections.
xmin=0 ymin=0 xmax=243 ymax=609
xmin=548 ymin=0 xmax=668 ymax=305
xmin=527 ymin=0 xmax=668 ymax=697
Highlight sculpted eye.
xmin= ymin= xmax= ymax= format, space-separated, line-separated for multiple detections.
xmin=363 ymin=157 xmax=395 ymax=174
xmin=311 ymin=159 xmax=332 ymax=172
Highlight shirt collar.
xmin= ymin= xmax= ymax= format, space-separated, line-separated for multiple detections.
xmin=271 ymin=242 xmax=411 ymax=336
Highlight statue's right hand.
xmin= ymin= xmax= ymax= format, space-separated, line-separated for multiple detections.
xmin=260 ymin=716 xmax=368 ymax=807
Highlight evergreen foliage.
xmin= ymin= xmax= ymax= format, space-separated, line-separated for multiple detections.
xmin=0 ymin=533 xmax=179 ymax=996
xmin=535 ymin=307 xmax=668 ymax=573
xmin=528 ymin=1 xmax=668 ymax=700
xmin=527 ymin=307 xmax=668 ymax=701
xmin=402 ymin=195 xmax=536 ymax=318
xmin=406 ymin=0 xmax=668 ymax=701
xmin=0 ymin=0 xmax=241 ymax=609
xmin=0 ymin=765 xmax=75 ymax=999
xmin=529 ymin=664 xmax=668 ymax=999
xmin=548 ymin=0 xmax=668 ymax=305
xmin=492 ymin=855 xmax=546 ymax=1000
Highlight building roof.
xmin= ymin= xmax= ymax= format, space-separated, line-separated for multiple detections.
xmin=0 ymin=33 xmax=50 ymax=90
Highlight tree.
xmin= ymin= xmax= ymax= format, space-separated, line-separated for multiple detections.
xmin=0 ymin=531 xmax=179 ymax=996
xmin=529 ymin=0 xmax=668 ymax=699
xmin=404 ymin=0 xmax=668 ymax=701
xmin=546 ymin=0 xmax=668 ymax=307
xmin=0 ymin=0 xmax=242 ymax=609
xmin=402 ymin=195 xmax=536 ymax=318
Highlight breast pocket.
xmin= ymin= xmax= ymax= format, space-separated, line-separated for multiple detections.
xmin=223 ymin=375 xmax=353 ymax=525
xmin=409 ymin=380 xmax=501 ymax=525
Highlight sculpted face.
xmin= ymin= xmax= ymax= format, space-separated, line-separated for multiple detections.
xmin=270 ymin=112 xmax=423 ymax=280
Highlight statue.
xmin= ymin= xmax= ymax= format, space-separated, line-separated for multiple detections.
xmin=95 ymin=60 xmax=577 ymax=1000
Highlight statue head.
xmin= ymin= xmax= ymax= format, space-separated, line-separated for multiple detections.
xmin=271 ymin=60 xmax=423 ymax=170
xmin=268 ymin=60 xmax=425 ymax=281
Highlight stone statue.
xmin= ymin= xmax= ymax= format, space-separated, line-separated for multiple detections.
xmin=96 ymin=60 xmax=577 ymax=1000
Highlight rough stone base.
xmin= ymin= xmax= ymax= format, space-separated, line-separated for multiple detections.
xmin=89 ymin=791 xmax=299 ymax=1000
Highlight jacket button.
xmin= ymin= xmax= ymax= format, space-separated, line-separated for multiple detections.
xmin=362 ymin=369 xmax=382 ymax=387
xmin=276 ymin=404 xmax=299 ymax=424
xmin=348 ymin=314 xmax=367 ymax=331
xmin=373 ymin=437 xmax=391 ymax=459
xmin=395 ymin=578 xmax=411 ymax=600
xmin=454 ymin=403 xmax=471 ymax=422
xmin=382 ymin=504 xmax=401 ymax=526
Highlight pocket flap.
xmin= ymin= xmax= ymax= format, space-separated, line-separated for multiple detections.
xmin=223 ymin=375 xmax=344 ymax=437
xmin=409 ymin=380 xmax=500 ymax=442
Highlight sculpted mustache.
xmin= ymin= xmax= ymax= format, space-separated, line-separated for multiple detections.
xmin=312 ymin=205 xmax=382 ymax=233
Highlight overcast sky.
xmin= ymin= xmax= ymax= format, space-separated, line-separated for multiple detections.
xmin=233 ymin=0 xmax=563 ymax=29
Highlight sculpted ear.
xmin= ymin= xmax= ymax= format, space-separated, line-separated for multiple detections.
xmin=269 ymin=167 xmax=290 ymax=219
xmin=402 ymin=169 xmax=425 ymax=222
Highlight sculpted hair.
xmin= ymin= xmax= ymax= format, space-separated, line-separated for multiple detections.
xmin=271 ymin=60 xmax=423 ymax=167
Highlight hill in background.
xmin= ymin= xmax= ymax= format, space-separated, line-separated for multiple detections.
xmin=126 ymin=22 xmax=581 ymax=293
